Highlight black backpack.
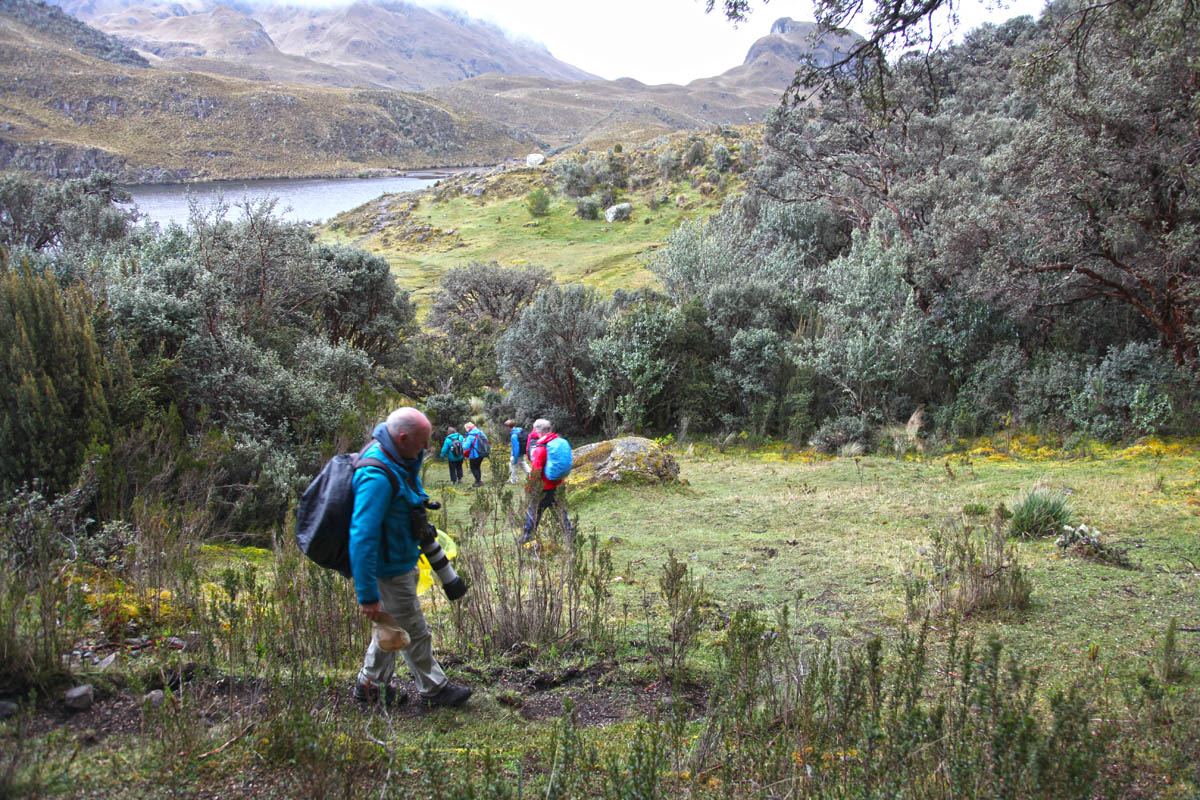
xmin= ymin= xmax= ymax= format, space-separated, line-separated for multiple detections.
xmin=295 ymin=443 xmax=397 ymax=578
xmin=516 ymin=428 xmax=527 ymax=458
xmin=449 ymin=437 xmax=464 ymax=459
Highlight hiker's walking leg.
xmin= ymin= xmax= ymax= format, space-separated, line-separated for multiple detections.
xmin=372 ymin=568 xmax=447 ymax=697
xmin=358 ymin=577 xmax=400 ymax=687
xmin=556 ymin=492 xmax=574 ymax=545
xmin=469 ymin=457 xmax=483 ymax=485
xmin=521 ymin=486 xmax=548 ymax=541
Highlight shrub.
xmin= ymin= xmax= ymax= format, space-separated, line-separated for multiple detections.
xmin=683 ymin=138 xmax=708 ymax=169
xmin=656 ymin=148 xmax=680 ymax=179
xmin=810 ymin=414 xmax=873 ymax=454
xmin=423 ymin=393 xmax=471 ymax=444
xmin=1010 ymin=487 xmax=1076 ymax=538
xmin=904 ymin=513 xmax=1033 ymax=618
xmin=713 ymin=142 xmax=731 ymax=172
xmin=0 ymin=264 xmax=132 ymax=493
xmin=1068 ymin=342 xmax=1185 ymax=440
xmin=524 ymin=187 xmax=551 ymax=217
xmin=574 ymin=196 xmax=600 ymax=220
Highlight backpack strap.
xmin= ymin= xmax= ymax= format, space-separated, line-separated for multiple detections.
xmin=353 ymin=443 xmax=399 ymax=564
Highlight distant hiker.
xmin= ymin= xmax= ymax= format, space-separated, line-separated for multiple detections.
xmin=350 ymin=407 xmax=472 ymax=709
xmin=504 ymin=419 xmax=526 ymax=484
xmin=520 ymin=418 xmax=574 ymax=544
xmin=462 ymin=421 xmax=490 ymax=487
xmin=439 ymin=426 xmax=465 ymax=485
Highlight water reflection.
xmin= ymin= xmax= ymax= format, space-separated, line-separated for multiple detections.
xmin=123 ymin=174 xmax=446 ymax=228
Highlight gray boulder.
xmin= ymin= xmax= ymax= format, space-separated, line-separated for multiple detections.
xmin=569 ymin=437 xmax=679 ymax=489
xmin=604 ymin=202 xmax=633 ymax=223
xmin=65 ymin=684 xmax=94 ymax=710
xmin=525 ymin=153 xmax=546 ymax=167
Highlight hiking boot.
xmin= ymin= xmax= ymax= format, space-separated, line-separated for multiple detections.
xmin=353 ymin=679 xmax=407 ymax=707
xmin=472 ymin=482 xmax=484 ymax=487
xmin=422 ymin=682 xmax=472 ymax=708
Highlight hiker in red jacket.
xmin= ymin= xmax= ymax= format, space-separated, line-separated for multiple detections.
xmin=520 ymin=418 xmax=573 ymax=544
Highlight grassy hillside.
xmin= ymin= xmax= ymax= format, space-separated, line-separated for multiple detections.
xmin=322 ymin=128 xmax=756 ymax=305
xmin=0 ymin=10 xmax=532 ymax=181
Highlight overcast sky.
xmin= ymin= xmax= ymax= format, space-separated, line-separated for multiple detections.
xmin=417 ymin=0 xmax=1049 ymax=85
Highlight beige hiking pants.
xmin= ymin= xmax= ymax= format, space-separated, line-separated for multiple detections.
xmin=358 ymin=567 xmax=447 ymax=697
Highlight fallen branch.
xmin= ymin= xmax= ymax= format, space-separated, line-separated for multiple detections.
xmin=195 ymin=722 xmax=255 ymax=760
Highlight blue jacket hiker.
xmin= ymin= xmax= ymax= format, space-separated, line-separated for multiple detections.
xmin=439 ymin=428 xmax=465 ymax=485
xmin=462 ymin=423 xmax=489 ymax=487
xmin=504 ymin=419 xmax=525 ymax=484
xmin=350 ymin=408 xmax=472 ymax=709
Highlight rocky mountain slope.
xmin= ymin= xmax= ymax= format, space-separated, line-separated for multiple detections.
xmin=0 ymin=0 xmax=532 ymax=181
xmin=0 ymin=2 xmax=860 ymax=180
xmin=48 ymin=0 xmax=598 ymax=90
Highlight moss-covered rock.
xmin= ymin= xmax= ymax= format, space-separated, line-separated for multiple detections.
xmin=568 ymin=436 xmax=679 ymax=491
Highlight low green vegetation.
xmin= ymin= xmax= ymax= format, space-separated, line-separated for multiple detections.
xmin=322 ymin=128 xmax=750 ymax=308
xmin=2 ymin=441 xmax=1198 ymax=797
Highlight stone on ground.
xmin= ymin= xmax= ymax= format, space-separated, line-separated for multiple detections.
xmin=65 ymin=684 xmax=94 ymax=710
xmin=568 ymin=437 xmax=679 ymax=489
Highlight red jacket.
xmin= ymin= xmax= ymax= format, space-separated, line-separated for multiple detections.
xmin=528 ymin=432 xmax=563 ymax=490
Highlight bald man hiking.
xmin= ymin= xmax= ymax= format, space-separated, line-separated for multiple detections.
xmin=350 ymin=407 xmax=472 ymax=708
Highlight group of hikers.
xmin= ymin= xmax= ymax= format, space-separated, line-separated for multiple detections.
xmin=339 ymin=408 xmax=574 ymax=710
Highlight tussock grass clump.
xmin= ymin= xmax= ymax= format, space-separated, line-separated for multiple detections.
xmin=1009 ymin=487 xmax=1076 ymax=538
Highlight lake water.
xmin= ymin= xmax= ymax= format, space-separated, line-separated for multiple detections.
xmin=123 ymin=174 xmax=446 ymax=228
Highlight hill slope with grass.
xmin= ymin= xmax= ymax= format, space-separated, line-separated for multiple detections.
xmin=321 ymin=128 xmax=755 ymax=306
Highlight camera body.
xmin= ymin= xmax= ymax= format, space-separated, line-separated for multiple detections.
xmin=410 ymin=500 xmax=467 ymax=601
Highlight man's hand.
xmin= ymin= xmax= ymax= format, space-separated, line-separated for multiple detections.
xmin=360 ymin=601 xmax=383 ymax=621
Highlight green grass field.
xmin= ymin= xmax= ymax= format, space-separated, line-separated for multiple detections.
xmin=6 ymin=440 xmax=1199 ymax=797
xmin=430 ymin=439 xmax=1200 ymax=688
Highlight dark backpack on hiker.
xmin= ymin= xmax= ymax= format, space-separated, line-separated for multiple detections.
xmin=515 ymin=428 xmax=527 ymax=458
xmin=469 ymin=430 xmax=490 ymax=458
xmin=449 ymin=437 xmax=464 ymax=459
xmin=295 ymin=444 xmax=397 ymax=578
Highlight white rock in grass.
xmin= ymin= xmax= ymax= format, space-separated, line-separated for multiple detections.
xmin=65 ymin=684 xmax=94 ymax=710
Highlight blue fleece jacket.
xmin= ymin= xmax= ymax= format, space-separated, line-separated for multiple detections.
xmin=439 ymin=432 xmax=465 ymax=462
xmin=348 ymin=423 xmax=427 ymax=605
xmin=509 ymin=427 xmax=524 ymax=461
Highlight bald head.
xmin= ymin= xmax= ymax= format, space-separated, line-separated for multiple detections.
xmin=386 ymin=407 xmax=431 ymax=459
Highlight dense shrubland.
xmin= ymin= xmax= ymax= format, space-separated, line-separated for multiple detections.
xmin=494 ymin=0 xmax=1198 ymax=442
xmin=1 ymin=175 xmax=426 ymax=533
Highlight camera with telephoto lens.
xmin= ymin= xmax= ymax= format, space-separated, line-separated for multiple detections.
xmin=409 ymin=500 xmax=468 ymax=601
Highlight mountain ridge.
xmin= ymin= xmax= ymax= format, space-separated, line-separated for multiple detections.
xmin=0 ymin=5 xmax=861 ymax=181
